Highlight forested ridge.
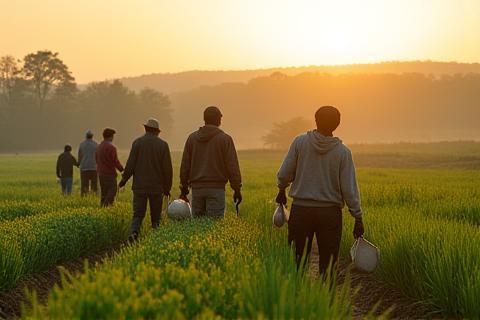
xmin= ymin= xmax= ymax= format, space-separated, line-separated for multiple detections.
xmin=1 ymin=53 xmax=479 ymax=151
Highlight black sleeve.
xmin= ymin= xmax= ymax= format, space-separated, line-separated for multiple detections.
xmin=72 ymin=155 xmax=79 ymax=167
xmin=56 ymin=156 xmax=61 ymax=178
xmin=225 ymin=136 xmax=242 ymax=191
xmin=122 ymin=140 xmax=138 ymax=182
xmin=179 ymin=137 xmax=192 ymax=190
xmin=162 ymin=142 xmax=173 ymax=193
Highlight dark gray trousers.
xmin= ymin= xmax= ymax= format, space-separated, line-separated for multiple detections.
xmin=99 ymin=175 xmax=117 ymax=207
xmin=191 ymin=188 xmax=225 ymax=218
xmin=80 ymin=170 xmax=98 ymax=195
xmin=129 ymin=192 xmax=163 ymax=236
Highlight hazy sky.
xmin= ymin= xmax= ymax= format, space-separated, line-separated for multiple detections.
xmin=1 ymin=0 xmax=479 ymax=83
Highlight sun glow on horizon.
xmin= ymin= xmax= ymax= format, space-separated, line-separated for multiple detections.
xmin=1 ymin=0 xmax=479 ymax=82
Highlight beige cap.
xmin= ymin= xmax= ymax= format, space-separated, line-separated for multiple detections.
xmin=144 ymin=118 xmax=160 ymax=130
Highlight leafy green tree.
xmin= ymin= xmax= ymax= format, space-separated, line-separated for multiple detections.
xmin=22 ymin=51 xmax=75 ymax=112
xmin=263 ymin=117 xmax=312 ymax=149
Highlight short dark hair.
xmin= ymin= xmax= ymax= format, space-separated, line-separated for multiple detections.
xmin=86 ymin=132 xmax=93 ymax=139
xmin=103 ymin=128 xmax=116 ymax=139
xmin=64 ymin=144 xmax=72 ymax=152
xmin=204 ymin=106 xmax=222 ymax=125
xmin=315 ymin=106 xmax=341 ymax=133
xmin=144 ymin=126 xmax=159 ymax=134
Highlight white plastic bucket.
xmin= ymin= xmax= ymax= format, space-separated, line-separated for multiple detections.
xmin=167 ymin=199 xmax=192 ymax=220
xmin=350 ymin=237 xmax=379 ymax=273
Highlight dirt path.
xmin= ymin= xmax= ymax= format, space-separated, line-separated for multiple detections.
xmin=310 ymin=241 xmax=432 ymax=319
xmin=0 ymin=247 xmax=120 ymax=320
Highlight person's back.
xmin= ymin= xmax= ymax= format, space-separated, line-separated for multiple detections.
xmin=180 ymin=106 xmax=242 ymax=218
xmin=183 ymin=125 xmax=240 ymax=190
xmin=278 ymin=131 xmax=360 ymax=213
xmin=56 ymin=145 xmax=78 ymax=195
xmin=120 ymin=118 xmax=173 ymax=241
xmin=79 ymin=139 xmax=98 ymax=171
xmin=276 ymin=106 xmax=364 ymax=276
xmin=78 ymin=130 xmax=98 ymax=195
xmin=96 ymin=128 xmax=123 ymax=206
xmin=57 ymin=151 xmax=77 ymax=179
xmin=126 ymin=132 xmax=172 ymax=193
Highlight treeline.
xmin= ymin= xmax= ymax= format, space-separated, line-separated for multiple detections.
xmin=170 ymin=72 xmax=480 ymax=149
xmin=2 ymin=53 xmax=480 ymax=151
xmin=0 ymin=51 xmax=172 ymax=151
xmin=121 ymin=61 xmax=480 ymax=94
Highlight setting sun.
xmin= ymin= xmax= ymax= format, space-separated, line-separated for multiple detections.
xmin=1 ymin=0 xmax=479 ymax=82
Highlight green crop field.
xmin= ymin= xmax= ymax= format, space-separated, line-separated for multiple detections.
xmin=1 ymin=143 xmax=480 ymax=319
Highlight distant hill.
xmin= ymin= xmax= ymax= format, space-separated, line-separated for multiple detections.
xmin=118 ymin=61 xmax=480 ymax=94
xmin=166 ymin=72 xmax=480 ymax=149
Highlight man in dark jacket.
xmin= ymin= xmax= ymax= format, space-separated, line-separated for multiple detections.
xmin=180 ymin=106 xmax=242 ymax=217
xmin=56 ymin=144 xmax=79 ymax=195
xmin=96 ymin=128 xmax=124 ymax=206
xmin=276 ymin=106 xmax=365 ymax=276
xmin=78 ymin=130 xmax=98 ymax=196
xmin=119 ymin=118 xmax=173 ymax=240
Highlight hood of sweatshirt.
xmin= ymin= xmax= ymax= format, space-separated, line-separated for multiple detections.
xmin=195 ymin=125 xmax=223 ymax=142
xmin=306 ymin=130 xmax=342 ymax=154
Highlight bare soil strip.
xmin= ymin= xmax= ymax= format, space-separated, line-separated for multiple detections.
xmin=310 ymin=241 xmax=433 ymax=319
xmin=0 ymin=247 xmax=120 ymax=320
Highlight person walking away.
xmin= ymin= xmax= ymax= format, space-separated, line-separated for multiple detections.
xmin=119 ymin=118 xmax=173 ymax=241
xmin=56 ymin=144 xmax=78 ymax=195
xmin=78 ymin=130 xmax=98 ymax=196
xmin=96 ymin=128 xmax=124 ymax=206
xmin=276 ymin=106 xmax=365 ymax=276
xmin=179 ymin=106 xmax=242 ymax=218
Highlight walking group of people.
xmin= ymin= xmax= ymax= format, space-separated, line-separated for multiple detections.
xmin=56 ymin=128 xmax=124 ymax=206
xmin=56 ymin=105 xmax=364 ymax=274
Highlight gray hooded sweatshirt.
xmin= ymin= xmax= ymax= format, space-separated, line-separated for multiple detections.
xmin=277 ymin=130 xmax=362 ymax=218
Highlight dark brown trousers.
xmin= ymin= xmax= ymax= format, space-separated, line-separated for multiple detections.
xmin=288 ymin=205 xmax=342 ymax=275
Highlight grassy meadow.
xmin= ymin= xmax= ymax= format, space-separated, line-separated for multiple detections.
xmin=1 ymin=142 xmax=480 ymax=318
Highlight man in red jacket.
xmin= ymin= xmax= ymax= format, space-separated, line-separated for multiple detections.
xmin=96 ymin=128 xmax=124 ymax=206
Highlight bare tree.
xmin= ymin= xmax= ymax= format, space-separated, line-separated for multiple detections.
xmin=0 ymin=55 xmax=20 ymax=105
xmin=22 ymin=51 xmax=75 ymax=112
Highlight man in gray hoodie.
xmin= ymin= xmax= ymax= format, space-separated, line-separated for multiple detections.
xmin=78 ymin=130 xmax=98 ymax=196
xmin=276 ymin=106 xmax=364 ymax=275
xmin=180 ymin=106 xmax=242 ymax=217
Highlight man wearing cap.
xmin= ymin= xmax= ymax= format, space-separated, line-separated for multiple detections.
xmin=78 ymin=130 xmax=98 ymax=196
xmin=96 ymin=128 xmax=124 ymax=206
xmin=119 ymin=118 xmax=173 ymax=241
xmin=180 ymin=106 xmax=242 ymax=218
xmin=276 ymin=106 xmax=364 ymax=276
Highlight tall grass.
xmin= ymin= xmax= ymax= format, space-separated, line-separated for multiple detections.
xmin=26 ymin=215 xmax=350 ymax=319
xmin=0 ymin=204 xmax=130 ymax=291
xmin=1 ymin=150 xmax=479 ymax=317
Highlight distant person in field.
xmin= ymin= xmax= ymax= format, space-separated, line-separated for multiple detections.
xmin=78 ymin=130 xmax=98 ymax=196
xmin=276 ymin=106 xmax=364 ymax=275
xmin=179 ymin=106 xmax=242 ymax=217
xmin=119 ymin=118 xmax=173 ymax=241
xmin=56 ymin=144 xmax=79 ymax=195
xmin=96 ymin=128 xmax=124 ymax=206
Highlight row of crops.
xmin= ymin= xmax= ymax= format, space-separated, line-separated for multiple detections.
xmin=0 ymin=203 xmax=131 ymax=291
xmin=1 ymin=153 xmax=480 ymax=318
xmin=26 ymin=216 xmax=351 ymax=319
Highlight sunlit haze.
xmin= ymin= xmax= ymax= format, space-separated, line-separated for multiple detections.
xmin=1 ymin=0 xmax=479 ymax=83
